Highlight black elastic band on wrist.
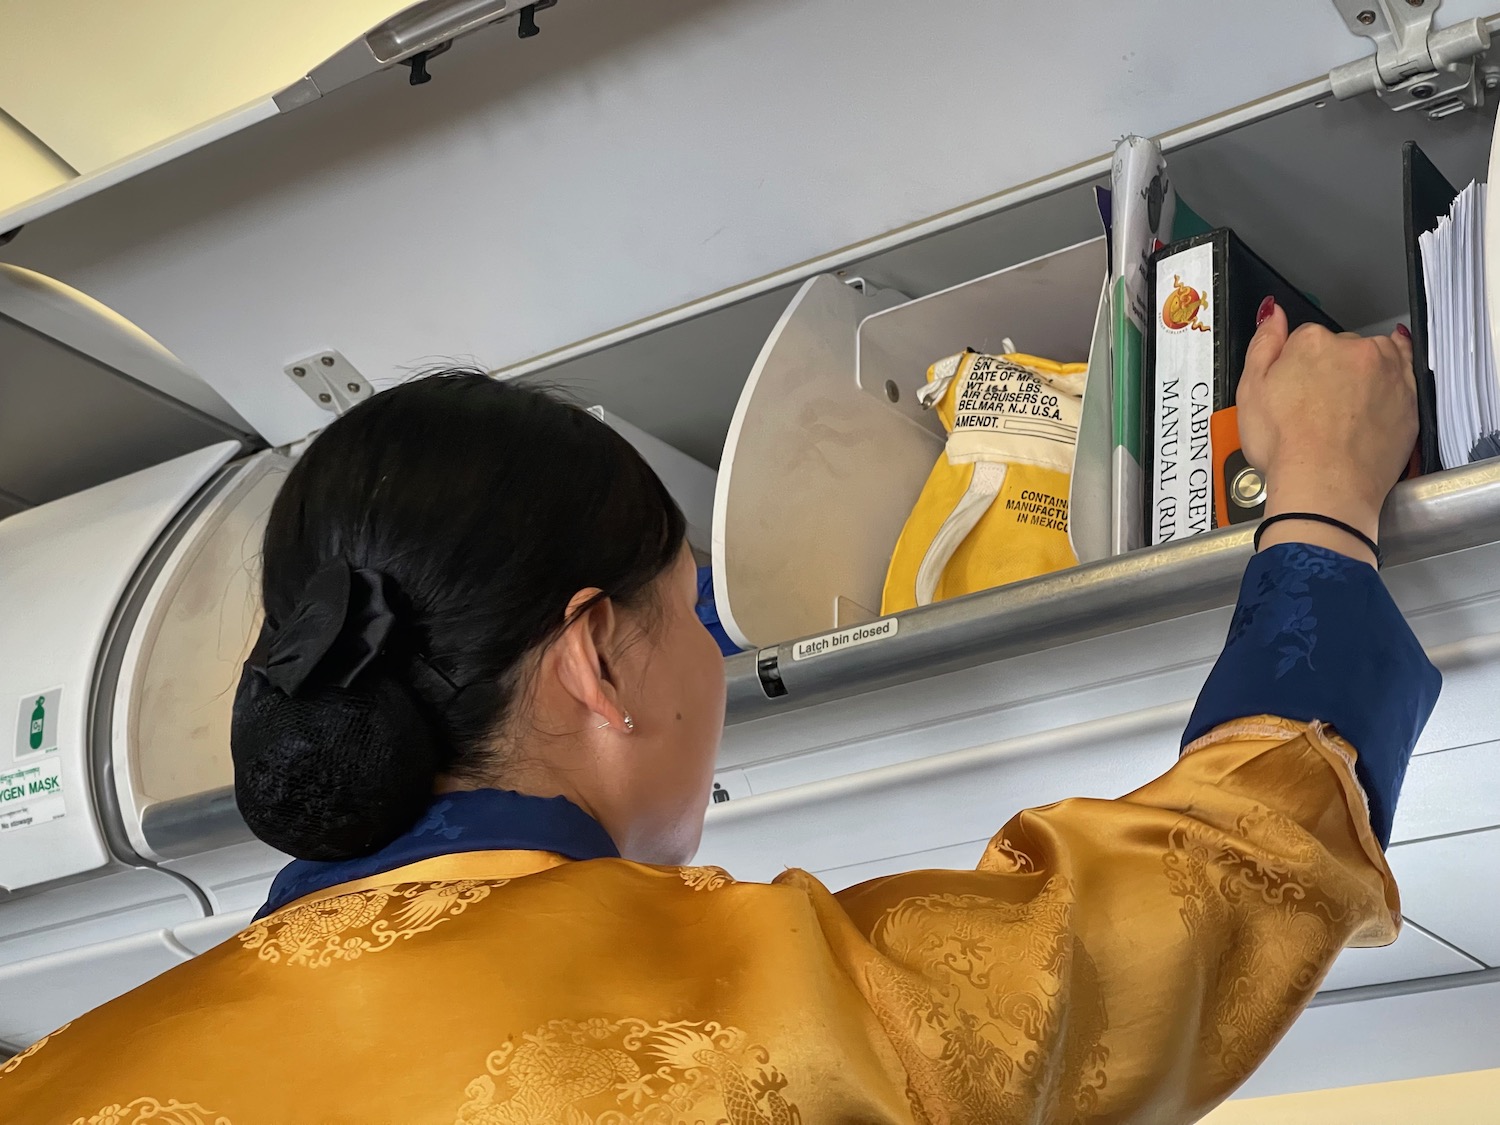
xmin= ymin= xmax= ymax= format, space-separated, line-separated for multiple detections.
xmin=1253 ymin=511 xmax=1383 ymax=567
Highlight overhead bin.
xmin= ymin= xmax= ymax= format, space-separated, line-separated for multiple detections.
xmin=4 ymin=2 xmax=1494 ymax=453
xmin=4 ymin=4 xmax=1499 ymax=853
xmin=0 ymin=264 xmax=253 ymax=515
xmin=0 ymin=1 xmax=567 ymax=234
xmin=14 ymin=39 xmax=1490 ymax=659
xmin=4 ymin=5 xmax=1500 ymax=868
xmin=0 ymin=443 xmax=240 ymax=892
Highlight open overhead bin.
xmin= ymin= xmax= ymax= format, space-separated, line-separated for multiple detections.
xmin=4 ymin=1 xmax=1496 ymax=453
xmin=0 ymin=1 xmax=561 ymax=236
xmin=0 ymin=264 xmax=254 ymax=515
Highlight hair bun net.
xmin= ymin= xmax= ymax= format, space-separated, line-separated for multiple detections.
xmin=231 ymin=668 xmax=441 ymax=861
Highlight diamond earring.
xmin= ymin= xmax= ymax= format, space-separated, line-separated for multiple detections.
xmin=622 ymin=712 xmax=635 ymax=733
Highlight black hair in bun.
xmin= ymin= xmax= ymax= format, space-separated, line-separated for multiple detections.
xmin=232 ymin=671 xmax=441 ymax=861
xmin=233 ymin=371 xmax=686 ymax=860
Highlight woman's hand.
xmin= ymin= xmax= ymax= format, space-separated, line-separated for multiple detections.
xmin=1236 ymin=302 xmax=1417 ymax=565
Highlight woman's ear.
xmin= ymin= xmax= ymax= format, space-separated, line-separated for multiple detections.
xmin=546 ymin=589 xmax=629 ymax=728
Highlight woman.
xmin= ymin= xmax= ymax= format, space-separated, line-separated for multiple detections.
xmin=1 ymin=305 xmax=1438 ymax=1124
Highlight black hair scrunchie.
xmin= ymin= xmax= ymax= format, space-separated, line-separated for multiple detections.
xmin=248 ymin=561 xmax=397 ymax=697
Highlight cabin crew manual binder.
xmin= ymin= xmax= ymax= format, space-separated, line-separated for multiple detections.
xmin=1145 ymin=230 xmax=1340 ymax=546
xmin=1405 ymin=141 xmax=1453 ymax=475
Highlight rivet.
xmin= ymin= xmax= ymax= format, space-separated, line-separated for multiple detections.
xmin=1357 ymin=9 xmax=1376 ymax=24
xmin=292 ymin=366 xmax=306 ymax=377
xmin=318 ymin=393 xmax=332 ymax=404
xmin=347 ymin=383 xmax=361 ymax=393
xmin=1412 ymin=83 xmax=1436 ymax=99
xmin=320 ymin=355 xmax=335 ymax=367
xmin=884 ymin=380 xmax=901 ymax=404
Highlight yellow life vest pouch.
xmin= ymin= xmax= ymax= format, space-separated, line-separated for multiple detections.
xmin=882 ymin=350 xmax=1085 ymax=614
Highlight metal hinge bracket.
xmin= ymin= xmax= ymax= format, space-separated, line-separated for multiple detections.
xmin=1329 ymin=0 xmax=1492 ymax=118
xmin=283 ymin=350 xmax=374 ymax=416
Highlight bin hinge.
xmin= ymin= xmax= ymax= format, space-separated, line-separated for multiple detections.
xmin=1329 ymin=0 xmax=1492 ymax=118
xmin=283 ymin=349 xmax=374 ymax=417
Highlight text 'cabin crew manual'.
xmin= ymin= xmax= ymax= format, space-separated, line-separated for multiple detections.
xmin=1145 ymin=229 xmax=1339 ymax=546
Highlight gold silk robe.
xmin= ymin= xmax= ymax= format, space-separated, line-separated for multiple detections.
xmin=0 ymin=717 xmax=1398 ymax=1125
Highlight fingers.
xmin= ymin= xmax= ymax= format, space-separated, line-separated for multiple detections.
xmin=1371 ymin=325 xmax=1417 ymax=399
xmin=1390 ymin=323 xmax=1414 ymax=367
xmin=1241 ymin=301 xmax=1290 ymax=391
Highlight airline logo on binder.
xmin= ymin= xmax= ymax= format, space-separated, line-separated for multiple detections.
xmin=1160 ymin=276 xmax=1211 ymax=334
xmin=1152 ymin=245 xmax=1216 ymax=545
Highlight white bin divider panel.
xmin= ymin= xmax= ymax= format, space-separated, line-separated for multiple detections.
xmin=0 ymin=443 xmax=238 ymax=892
xmin=712 ymin=275 xmax=923 ymax=650
xmin=856 ymin=239 xmax=1105 ymax=405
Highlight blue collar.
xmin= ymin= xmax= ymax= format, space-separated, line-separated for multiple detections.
xmin=256 ymin=788 xmax=619 ymax=919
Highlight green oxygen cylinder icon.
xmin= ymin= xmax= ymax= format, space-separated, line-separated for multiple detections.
xmin=29 ymin=697 xmax=45 ymax=751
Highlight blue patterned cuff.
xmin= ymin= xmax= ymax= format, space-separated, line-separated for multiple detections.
xmin=1183 ymin=543 xmax=1442 ymax=848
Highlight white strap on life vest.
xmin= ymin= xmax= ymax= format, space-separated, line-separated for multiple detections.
xmin=913 ymin=459 xmax=1008 ymax=607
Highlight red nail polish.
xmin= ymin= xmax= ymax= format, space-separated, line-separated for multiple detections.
xmin=1396 ymin=323 xmax=1412 ymax=341
xmin=1255 ymin=296 xmax=1275 ymax=327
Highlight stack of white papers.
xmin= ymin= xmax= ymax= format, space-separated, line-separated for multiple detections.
xmin=1420 ymin=180 xmax=1500 ymax=469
